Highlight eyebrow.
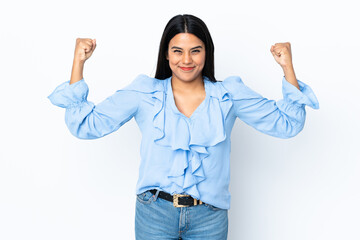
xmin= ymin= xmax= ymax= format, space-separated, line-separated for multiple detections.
xmin=171 ymin=46 xmax=203 ymax=50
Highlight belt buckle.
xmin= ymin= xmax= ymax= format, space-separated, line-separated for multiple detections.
xmin=173 ymin=193 xmax=190 ymax=207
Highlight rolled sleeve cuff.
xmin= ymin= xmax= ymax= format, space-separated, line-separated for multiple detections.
xmin=282 ymin=77 xmax=320 ymax=109
xmin=47 ymin=79 xmax=89 ymax=108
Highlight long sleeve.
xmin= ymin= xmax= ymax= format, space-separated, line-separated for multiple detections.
xmin=221 ymin=76 xmax=319 ymax=138
xmin=47 ymin=78 xmax=140 ymax=139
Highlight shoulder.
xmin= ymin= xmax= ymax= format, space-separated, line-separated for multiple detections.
xmin=120 ymin=74 xmax=164 ymax=94
xmin=217 ymin=76 xmax=262 ymax=100
xmin=218 ymin=75 xmax=244 ymax=87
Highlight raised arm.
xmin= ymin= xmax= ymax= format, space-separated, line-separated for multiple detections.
xmin=221 ymin=43 xmax=319 ymax=138
xmin=223 ymin=76 xmax=319 ymax=138
xmin=48 ymin=78 xmax=141 ymax=139
xmin=48 ymin=38 xmax=140 ymax=139
xmin=70 ymin=38 xmax=96 ymax=85
xmin=270 ymin=42 xmax=299 ymax=90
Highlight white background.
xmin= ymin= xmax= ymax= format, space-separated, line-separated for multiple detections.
xmin=1 ymin=0 xmax=359 ymax=239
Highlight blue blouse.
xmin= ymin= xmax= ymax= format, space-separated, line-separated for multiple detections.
xmin=48 ymin=74 xmax=319 ymax=209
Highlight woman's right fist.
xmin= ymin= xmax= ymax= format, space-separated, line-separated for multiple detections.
xmin=74 ymin=38 xmax=96 ymax=63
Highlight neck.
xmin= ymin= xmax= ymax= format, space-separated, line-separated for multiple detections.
xmin=171 ymin=75 xmax=204 ymax=94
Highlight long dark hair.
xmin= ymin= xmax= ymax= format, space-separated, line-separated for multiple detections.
xmin=155 ymin=14 xmax=216 ymax=82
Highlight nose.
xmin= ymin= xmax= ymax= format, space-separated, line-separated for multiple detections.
xmin=182 ymin=52 xmax=192 ymax=64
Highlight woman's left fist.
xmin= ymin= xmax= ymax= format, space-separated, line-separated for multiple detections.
xmin=270 ymin=42 xmax=293 ymax=68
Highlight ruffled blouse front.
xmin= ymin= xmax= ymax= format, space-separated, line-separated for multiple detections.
xmin=48 ymin=74 xmax=319 ymax=209
xmin=149 ymin=75 xmax=236 ymax=200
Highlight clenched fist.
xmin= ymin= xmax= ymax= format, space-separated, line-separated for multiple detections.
xmin=74 ymin=38 xmax=97 ymax=63
xmin=270 ymin=42 xmax=293 ymax=68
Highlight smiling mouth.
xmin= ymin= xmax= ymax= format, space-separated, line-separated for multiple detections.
xmin=180 ymin=67 xmax=195 ymax=71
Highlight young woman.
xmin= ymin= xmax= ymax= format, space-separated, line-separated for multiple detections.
xmin=48 ymin=14 xmax=319 ymax=240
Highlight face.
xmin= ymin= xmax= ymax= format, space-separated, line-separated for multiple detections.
xmin=167 ymin=33 xmax=206 ymax=83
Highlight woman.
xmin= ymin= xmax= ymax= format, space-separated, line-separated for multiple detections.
xmin=48 ymin=14 xmax=319 ymax=240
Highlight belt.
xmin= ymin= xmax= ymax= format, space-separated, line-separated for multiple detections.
xmin=149 ymin=189 xmax=204 ymax=207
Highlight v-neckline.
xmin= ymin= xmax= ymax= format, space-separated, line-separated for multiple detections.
xmin=167 ymin=76 xmax=209 ymax=120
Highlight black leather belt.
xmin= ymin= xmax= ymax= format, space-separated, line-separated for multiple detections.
xmin=149 ymin=189 xmax=204 ymax=207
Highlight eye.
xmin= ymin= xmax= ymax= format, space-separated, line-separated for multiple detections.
xmin=192 ymin=50 xmax=200 ymax=53
xmin=173 ymin=50 xmax=182 ymax=53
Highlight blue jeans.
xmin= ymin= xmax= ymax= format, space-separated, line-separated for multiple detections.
xmin=135 ymin=189 xmax=228 ymax=240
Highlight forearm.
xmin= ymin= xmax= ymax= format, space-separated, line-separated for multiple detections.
xmin=282 ymin=64 xmax=300 ymax=90
xmin=70 ymin=59 xmax=85 ymax=85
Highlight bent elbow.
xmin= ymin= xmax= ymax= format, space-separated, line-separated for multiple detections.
xmin=69 ymin=129 xmax=99 ymax=140
xmin=66 ymin=118 xmax=103 ymax=140
xmin=281 ymin=120 xmax=305 ymax=139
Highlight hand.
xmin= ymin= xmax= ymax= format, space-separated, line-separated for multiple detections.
xmin=270 ymin=42 xmax=293 ymax=68
xmin=73 ymin=38 xmax=97 ymax=63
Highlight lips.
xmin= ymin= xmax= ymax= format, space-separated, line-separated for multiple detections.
xmin=180 ymin=67 xmax=195 ymax=71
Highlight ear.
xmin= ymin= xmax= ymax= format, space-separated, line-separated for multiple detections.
xmin=166 ymin=52 xmax=169 ymax=60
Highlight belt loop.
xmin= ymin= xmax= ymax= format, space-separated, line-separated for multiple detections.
xmin=153 ymin=189 xmax=160 ymax=201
